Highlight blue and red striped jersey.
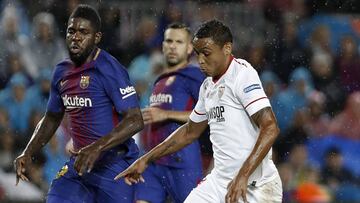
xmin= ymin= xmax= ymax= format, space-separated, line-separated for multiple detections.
xmin=142 ymin=64 xmax=205 ymax=168
xmin=47 ymin=48 xmax=139 ymax=158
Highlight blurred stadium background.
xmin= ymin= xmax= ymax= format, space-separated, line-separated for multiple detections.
xmin=0 ymin=0 xmax=360 ymax=202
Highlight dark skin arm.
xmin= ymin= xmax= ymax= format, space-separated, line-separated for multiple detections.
xmin=114 ymin=119 xmax=208 ymax=184
xmin=225 ymin=107 xmax=280 ymax=203
xmin=71 ymin=107 xmax=144 ymax=175
xmin=14 ymin=111 xmax=64 ymax=185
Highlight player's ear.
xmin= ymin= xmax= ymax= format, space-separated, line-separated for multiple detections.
xmin=187 ymin=42 xmax=193 ymax=55
xmin=223 ymin=42 xmax=232 ymax=56
xmin=95 ymin=32 xmax=102 ymax=44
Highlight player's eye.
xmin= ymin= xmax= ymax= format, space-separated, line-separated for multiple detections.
xmin=67 ymin=29 xmax=75 ymax=34
xmin=203 ymin=52 xmax=211 ymax=56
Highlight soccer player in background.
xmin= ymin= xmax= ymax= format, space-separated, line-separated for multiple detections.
xmin=116 ymin=20 xmax=283 ymax=203
xmin=135 ymin=23 xmax=205 ymax=203
xmin=14 ymin=4 xmax=144 ymax=203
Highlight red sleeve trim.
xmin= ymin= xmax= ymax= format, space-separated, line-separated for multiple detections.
xmin=244 ymin=97 xmax=268 ymax=109
xmin=194 ymin=110 xmax=206 ymax=115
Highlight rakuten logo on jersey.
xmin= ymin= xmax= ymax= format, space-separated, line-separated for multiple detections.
xmin=62 ymin=94 xmax=93 ymax=109
xmin=149 ymin=93 xmax=173 ymax=105
xmin=120 ymin=86 xmax=136 ymax=99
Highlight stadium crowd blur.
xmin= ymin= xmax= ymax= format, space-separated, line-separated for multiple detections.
xmin=0 ymin=0 xmax=360 ymax=202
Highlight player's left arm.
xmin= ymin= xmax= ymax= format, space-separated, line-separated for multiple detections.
xmin=239 ymin=106 xmax=279 ymax=178
xmin=226 ymin=107 xmax=279 ymax=203
xmin=72 ymin=107 xmax=144 ymax=175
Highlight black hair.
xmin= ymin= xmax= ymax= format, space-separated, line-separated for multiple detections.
xmin=69 ymin=4 xmax=101 ymax=32
xmin=166 ymin=22 xmax=192 ymax=36
xmin=194 ymin=19 xmax=233 ymax=46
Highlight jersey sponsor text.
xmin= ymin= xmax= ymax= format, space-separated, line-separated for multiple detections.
xmin=120 ymin=86 xmax=136 ymax=99
xmin=206 ymin=106 xmax=225 ymax=122
xmin=62 ymin=94 xmax=93 ymax=109
xmin=150 ymin=93 xmax=173 ymax=105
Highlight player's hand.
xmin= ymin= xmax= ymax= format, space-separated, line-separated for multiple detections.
xmin=225 ymin=174 xmax=249 ymax=203
xmin=114 ymin=156 xmax=148 ymax=185
xmin=142 ymin=107 xmax=168 ymax=125
xmin=70 ymin=144 xmax=101 ymax=176
xmin=14 ymin=153 xmax=31 ymax=185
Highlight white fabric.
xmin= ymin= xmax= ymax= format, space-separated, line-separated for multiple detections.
xmin=189 ymin=58 xmax=278 ymax=186
xmin=184 ymin=171 xmax=282 ymax=203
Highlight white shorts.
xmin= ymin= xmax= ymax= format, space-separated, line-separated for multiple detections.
xmin=184 ymin=172 xmax=282 ymax=203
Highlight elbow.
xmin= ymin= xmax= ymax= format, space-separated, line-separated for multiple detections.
xmin=271 ymin=123 xmax=280 ymax=140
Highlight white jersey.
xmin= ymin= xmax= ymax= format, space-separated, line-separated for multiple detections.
xmin=189 ymin=57 xmax=278 ymax=186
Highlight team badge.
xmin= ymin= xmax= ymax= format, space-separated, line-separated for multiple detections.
xmin=218 ymin=85 xmax=225 ymax=98
xmin=55 ymin=165 xmax=68 ymax=179
xmin=165 ymin=76 xmax=176 ymax=86
xmin=80 ymin=75 xmax=90 ymax=89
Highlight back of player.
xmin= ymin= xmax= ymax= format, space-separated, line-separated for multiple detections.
xmin=135 ymin=23 xmax=206 ymax=203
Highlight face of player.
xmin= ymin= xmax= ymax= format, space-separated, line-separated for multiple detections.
xmin=66 ymin=17 xmax=101 ymax=66
xmin=162 ymin=28 xmax=192 ymax=68
xmin=192 ymin=37 xmax=232 ymax=77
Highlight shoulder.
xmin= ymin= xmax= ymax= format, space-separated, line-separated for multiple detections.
xmin=95 ymin=49 xmax=129 ymax=78
xmin=52 ymin=59 xmax=72 ymax=83
xmin=230 ymin=58 xmax=259 ymax=81
xmin=178 ymin=64 xmax=206 ymax=82
xmin=231 ymin=58 xmax=256 ymax=74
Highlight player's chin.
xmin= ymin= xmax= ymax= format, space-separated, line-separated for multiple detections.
xmin=69 ymin=54 xmax=86 ymax=65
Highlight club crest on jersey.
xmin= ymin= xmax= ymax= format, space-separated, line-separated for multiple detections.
xmin=218 ymin=85 xmax=225 ymax=98
xmin=165 ymin=76 xmax=176 ymax=86
xmin=80 ymin=75 xmax=90 ymax=89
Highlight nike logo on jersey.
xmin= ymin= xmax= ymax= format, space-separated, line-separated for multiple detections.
xmin=62 ymin=94 xmax=93 ymax=109
xmin=120 ymin=86 xmax=136 ymax=99
xmin=206 ymin=106 xmax=225 ymax=122
xmin=60 ymin=80 xmax=68 ymax=87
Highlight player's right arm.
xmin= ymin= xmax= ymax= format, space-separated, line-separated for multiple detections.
xmin=15 ymin=64 xmax=65 ymax=185
xmin=14 ymin=111 xmax=64 ymax=185
xmin=114 ymin=118 xmax=208 ymax=184
xmin=142 ymin=107 xmax=191 ymax=124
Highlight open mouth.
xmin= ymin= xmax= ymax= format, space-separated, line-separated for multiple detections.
xmin=70 ymin=44 xmax=81 ymax=54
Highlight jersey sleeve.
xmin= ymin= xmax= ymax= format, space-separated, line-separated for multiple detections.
xmin=189 ymin=81 xmax=207 ymax=123
xmin=101 ymin=61 xmax=140 ymax=113
xmin=235 ymin=65 xmax=271 ymax=116
xmin=46 ymin=69 xmax=64 ymax=113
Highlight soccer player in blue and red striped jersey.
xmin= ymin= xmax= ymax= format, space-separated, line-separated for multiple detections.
xmin=14 ymin=4 xmax=144 ymax=203
xmin=134 ymin=23 xmax=206 ymax=203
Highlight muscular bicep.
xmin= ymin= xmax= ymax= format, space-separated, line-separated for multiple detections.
xmin=250 ymin=107 xmax=278 ymax=129
xmin=187 ymin=119 xmax=208 ymax=140
xmin=118 ymin=107 xmax=144 ymax=133
xmin=44 ymin=111 xmax=64 ymax=128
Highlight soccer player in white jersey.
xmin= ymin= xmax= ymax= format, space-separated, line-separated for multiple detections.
xmin=115 ymin=20 xmax=283 ymax=203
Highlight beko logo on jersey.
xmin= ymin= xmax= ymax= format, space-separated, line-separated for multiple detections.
xmin=120 ymin=86 xmax=136 ymax=99
xmin=206 ymin=106 xmax=225 ymax=122
xmin=149 ymin=93 xmax=173 ymax=105
xmin=62 ymin=94 xmax=92 ymax=109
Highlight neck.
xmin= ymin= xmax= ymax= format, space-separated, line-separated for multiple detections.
xmin=74 ymin=47 xmax=97 ymax=67
xmin=213 ymin=55 xmax=233 ymax=81
xmin=165 ymin=60 xmax=188 ymax=73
